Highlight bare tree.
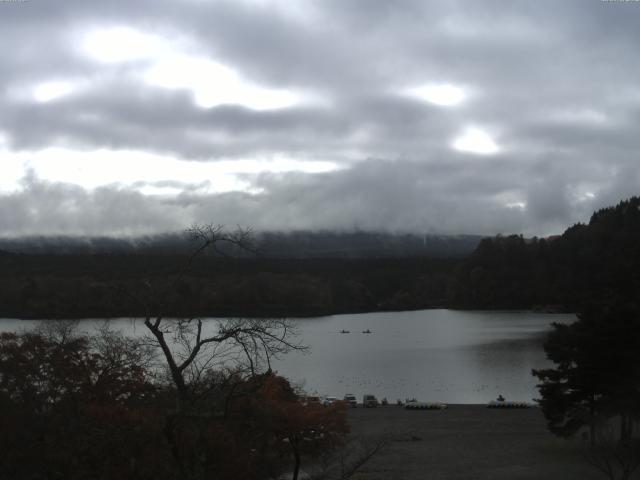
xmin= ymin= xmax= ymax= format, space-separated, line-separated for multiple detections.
xmin=34 ymin=318 xmax=80 ymax=345
xmin=117 ymin=224 xmax=307 ymax=479
xmin=114 ymin=226 xmax=300 ymax=401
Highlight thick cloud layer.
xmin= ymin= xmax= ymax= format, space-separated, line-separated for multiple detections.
xmin=1 ymin=0 xmax=639 ymax=236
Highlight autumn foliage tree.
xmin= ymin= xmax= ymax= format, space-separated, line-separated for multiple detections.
xmin=242 ymin=374 xmax=350 ymax=480
xmin=0 ymin=326 xmax=351 ymax=480
xmin=0 ymin=326 xmax=166 ymax=480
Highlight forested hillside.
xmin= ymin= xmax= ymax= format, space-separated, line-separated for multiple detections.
xmin=0 ymin=232 xmax=476 ymax=319
xmin=0 ymin=255 xmax=457 ymax=319
xmin=3 ymin=198 xmax=639 ymax=318
xmin=448 ymin=197 xmax=640 ymax=310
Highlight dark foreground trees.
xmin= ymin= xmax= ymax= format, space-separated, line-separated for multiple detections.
xmin=533 ymin=301 xmax=640 ymax=479
xmin=0 ymin=326 xmax=165 ymax=479
xmin=0 ymin=325 xmax=351 ymax=480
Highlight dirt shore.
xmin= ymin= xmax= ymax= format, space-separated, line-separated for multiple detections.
xmin=346 ymin=405 xmax=601 ymax=480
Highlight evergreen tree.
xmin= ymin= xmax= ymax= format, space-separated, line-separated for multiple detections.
xmin=533 ymin=301 xmax=640 ymax=443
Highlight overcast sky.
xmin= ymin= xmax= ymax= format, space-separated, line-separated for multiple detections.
xmin=1 ymin=0 xmax=639 ymax=237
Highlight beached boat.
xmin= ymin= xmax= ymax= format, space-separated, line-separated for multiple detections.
xmin=405 ymin=401 xmax=448 ymax=410
xmin=486 ymin=400 xmax=532 ymax=409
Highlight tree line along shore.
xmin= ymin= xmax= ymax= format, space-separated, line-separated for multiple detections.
xmin=1 ymin=197 xmax=638 ymax=319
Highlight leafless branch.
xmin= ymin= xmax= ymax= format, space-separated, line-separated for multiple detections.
xmin=583 ymin=425 xmax=640 ymax=480
xmin=309 ymin=434 xmax=391 ymax=480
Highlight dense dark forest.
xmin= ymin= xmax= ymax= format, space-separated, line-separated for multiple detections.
xmin=0 ymin=253 xmax=458 ymax=319
xmin=0 ymin=232 xmax=475 ymax=318
xmin=448 ymin=197 xmax=640 ymax=311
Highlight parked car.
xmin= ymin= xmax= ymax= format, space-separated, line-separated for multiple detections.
xmin=323 ymin=396 xmax=338 ymax=406
xmin=343 ymin=393 xmax=358 ymax=408
xmin=363 ymin=394 xmax=378 ymax=408
xmin=300 ymin=395 xmax=321 ymax=406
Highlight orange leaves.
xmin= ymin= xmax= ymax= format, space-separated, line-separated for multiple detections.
xmin=252 ymin=374 xmax=350 ymax=452
xmin=0 ymin=331 xmax=346 ymax=479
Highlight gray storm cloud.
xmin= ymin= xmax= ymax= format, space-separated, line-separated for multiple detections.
xmin=0 ymin=0 xmax=639 ymax=237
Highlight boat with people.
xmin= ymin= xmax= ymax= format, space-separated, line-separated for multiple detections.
xmin=339 ymin=329 xmax=350 ymax=334
xmin=487 ymin=395 xmax=532 ymax=408
xmin=362 ymin=329 xmax=372 ymax=334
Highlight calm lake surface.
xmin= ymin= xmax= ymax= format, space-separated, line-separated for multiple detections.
xmin=0 ymin=309 xmax=575 ymax=404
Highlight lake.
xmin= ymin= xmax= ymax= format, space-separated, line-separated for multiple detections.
xmin=0 ymin=309 xmax=575 ymax=404
xmin=273 ymin=309 xmax=575 ymax=404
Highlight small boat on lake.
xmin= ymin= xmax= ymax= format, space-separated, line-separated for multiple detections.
xmin=362 ymin=329 xmax=372 ymax=334
xmin=340 ymin=329 xmax=350 ymax=334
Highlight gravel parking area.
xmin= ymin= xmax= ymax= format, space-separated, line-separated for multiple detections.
xmin=346 ymin=405 xmax=601 ymax=480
